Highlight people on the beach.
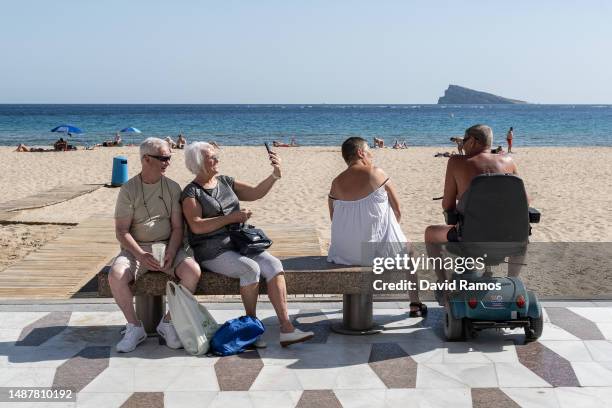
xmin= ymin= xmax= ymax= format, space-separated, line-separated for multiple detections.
xmin=271 ymin=138 xmax=298 ymax=148
xmin=425 ymin=124 xmax=524 ymax=286
xmin=100 ymin=133 xmax=123 ymax=147
xmin=491 ymin=145 xmax=504 ymax=154
xmin=327 ymin=137 xmax=425 ymax=317
xmin=506 ymin=127 xmax=514 ymax=153
xmin=108 ymin=137 xmax=202 ymax=353
xmin=450 ymin=137 xmax=464 ymax=155
xmin=176 ymin=133 xmax=186 ymax=149
xmin=434 ymin=152 xmax=456 ymax=158
xmin=15 ymin=143 xmax=74 ymax=152
xmin=271 ymin=138 xmax=297 ymax=147
xmin=14 ymin=143 xmax=48 ymax=152
xmin=373 ymin=137 xmax=385 ymax=148
xmin=15 ymin=143 xmax=31 ymax=152
xmin=208 ymin=140 xmax=221 ymax=149
xmin=181 ymin=141 xmax=314 ymax=347
xmin=393 ymin=140 xmax=408 ymax=149
xmin=53 ymin=138 xmax=68 ymax=151
xmin=165 ymin=136 xmax=177 ymax=149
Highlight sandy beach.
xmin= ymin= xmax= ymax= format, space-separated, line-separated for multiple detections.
xmin=1 ymin=145 xmax=611 ymax=297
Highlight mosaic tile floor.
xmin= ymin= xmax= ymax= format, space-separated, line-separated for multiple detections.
xmin=0 ymin=303 xmax=611 ymax=407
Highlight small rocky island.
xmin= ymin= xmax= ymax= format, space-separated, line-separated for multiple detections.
xmin=438 ymin=85 xmax=527 ymax=104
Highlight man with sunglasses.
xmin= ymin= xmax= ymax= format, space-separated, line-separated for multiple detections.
xmin=424 ymin=125 xmax=521 ymax=286
xmin=109 ymin=137 xmax=202 ymax=353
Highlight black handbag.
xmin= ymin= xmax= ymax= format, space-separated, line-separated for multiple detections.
xmin=227 ymin=223 xmax=273 ymax=255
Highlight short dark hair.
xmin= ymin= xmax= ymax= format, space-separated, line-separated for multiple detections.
xmin=464 ymin=124 xmax=492 ymax=147
xmin=341 ymin=137 xmax=368 ymax=163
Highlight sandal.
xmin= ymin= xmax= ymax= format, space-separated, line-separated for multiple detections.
xmin=409 ymin=302 xmax=428 ymax=318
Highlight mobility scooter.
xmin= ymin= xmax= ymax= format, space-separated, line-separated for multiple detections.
xmin=439 ymin=174 xmax=542 ymax=341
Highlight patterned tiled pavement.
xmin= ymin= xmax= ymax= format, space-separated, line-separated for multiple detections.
xmin=1 ymin=304 xmax=612 ymax=407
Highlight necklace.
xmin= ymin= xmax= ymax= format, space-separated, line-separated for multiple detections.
xmin=139 ymin=174 xmax=170 ymax=219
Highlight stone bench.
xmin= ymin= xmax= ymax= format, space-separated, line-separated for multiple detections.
xmin=97 ymin=256 xmax=381 ymax=335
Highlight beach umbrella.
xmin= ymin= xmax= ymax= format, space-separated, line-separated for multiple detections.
xmin=120 ymin=127 xmax=142 ymax=133
xmin=51 ymin=124 xmax=83 ymax=135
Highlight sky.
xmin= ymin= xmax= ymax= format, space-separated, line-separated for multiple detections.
xmin=1 ymin=0 xmax=611 ymax=104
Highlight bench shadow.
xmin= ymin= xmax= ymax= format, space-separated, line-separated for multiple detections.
xmin=255 ymin=307 xmax=515 ymax=370
xmin=0 ymin=312 xmax=534 ymax=395
xmin=1 ymin=309 xmax=521 ymax=370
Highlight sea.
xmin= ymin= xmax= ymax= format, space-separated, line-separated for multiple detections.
xmin=1 ymin=104 xmax=611 ymax=147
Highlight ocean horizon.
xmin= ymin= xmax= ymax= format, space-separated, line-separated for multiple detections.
xmin=1 ymin=104 xmax=611 ymax=147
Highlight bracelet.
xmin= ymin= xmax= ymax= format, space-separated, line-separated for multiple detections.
xmin=271 ymin=173 xmax=281 ymax=180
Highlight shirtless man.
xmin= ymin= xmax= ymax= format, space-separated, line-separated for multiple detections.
xmin=425 ymin=124 xmax=523 ymax=284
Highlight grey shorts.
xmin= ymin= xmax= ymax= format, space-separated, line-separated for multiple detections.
xmin=111 ymin=243 xmax=193 ymax=280
xmin=200 ymin=250 xmax=283 ymax=287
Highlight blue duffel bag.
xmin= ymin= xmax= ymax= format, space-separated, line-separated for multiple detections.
xmin=210 ymin=316 xmax=265 ymax=356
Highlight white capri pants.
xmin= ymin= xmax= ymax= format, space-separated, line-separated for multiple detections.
xmin=200 ymin=250 xmax=283 ymax=287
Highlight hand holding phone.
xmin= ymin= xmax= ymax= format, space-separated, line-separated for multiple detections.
xmin=264 ymin=142 xmax=281 ymax=179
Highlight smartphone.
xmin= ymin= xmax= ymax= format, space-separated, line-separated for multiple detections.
xmin=264 ymin=142 xmax=273 ymax=154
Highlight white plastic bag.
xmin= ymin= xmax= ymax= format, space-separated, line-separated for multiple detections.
xmin=166 ymin=281 xmax=219 ymax=355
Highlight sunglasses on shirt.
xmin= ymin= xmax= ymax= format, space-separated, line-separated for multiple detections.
xmin=147 ymin=154 xmax=172 ymax=163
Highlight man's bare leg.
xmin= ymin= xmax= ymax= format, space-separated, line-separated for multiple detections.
xmin=508 ymin=254 xmax=526 ymax=277
xmin=406 ymin=248 xmax=423 ymax=313
xmin=108 ymin=265 xmax=139 ymax=325
xmin=425 ymin=225 xmax=454 ymax=282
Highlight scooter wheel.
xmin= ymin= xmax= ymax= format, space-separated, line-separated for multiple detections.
xmin=525 ymin=315 xmax=543 ymax=341
xmin=444 ymin=308 xmax=464 ymax=341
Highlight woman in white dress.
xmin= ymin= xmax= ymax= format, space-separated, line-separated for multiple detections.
xmin=327 ymin=137 xmax=426 ymax=317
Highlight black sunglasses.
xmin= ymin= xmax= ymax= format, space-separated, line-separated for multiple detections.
xmin=147 ymin=154 xmax=172 ymax=162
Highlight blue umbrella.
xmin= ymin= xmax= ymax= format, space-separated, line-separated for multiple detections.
xmin=51 ymin=125 xmax=83 ymax=134
xmin=120 ymin=127 xmax=142 ymax=133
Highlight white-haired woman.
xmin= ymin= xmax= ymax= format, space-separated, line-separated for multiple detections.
xmin=181 ymin=142 xmax=314 ymax=347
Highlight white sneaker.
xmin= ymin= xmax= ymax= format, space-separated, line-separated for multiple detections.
xmin=280 ymin=328 xmax=315 ymax=347
xmin=116 ymin=322 xmax=147 ymax=353
xmin=157 ymin=319 xmax=183 ymax=349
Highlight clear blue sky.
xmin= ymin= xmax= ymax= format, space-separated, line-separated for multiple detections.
xmin=1 ymin=0 xmax=611 ymax=103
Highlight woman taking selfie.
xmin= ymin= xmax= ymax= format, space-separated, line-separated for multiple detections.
xmin=181 ymin=142 xmax=314 ymax=347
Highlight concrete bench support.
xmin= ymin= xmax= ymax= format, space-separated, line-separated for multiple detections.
xmin=331 ymin=294 xmax=383 ymax=335
xmin=135 ymin=295 xmax=165 ymax=334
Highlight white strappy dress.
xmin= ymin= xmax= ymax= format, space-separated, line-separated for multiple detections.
xmin=327 ymin=184 xmax=408 ymax=266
